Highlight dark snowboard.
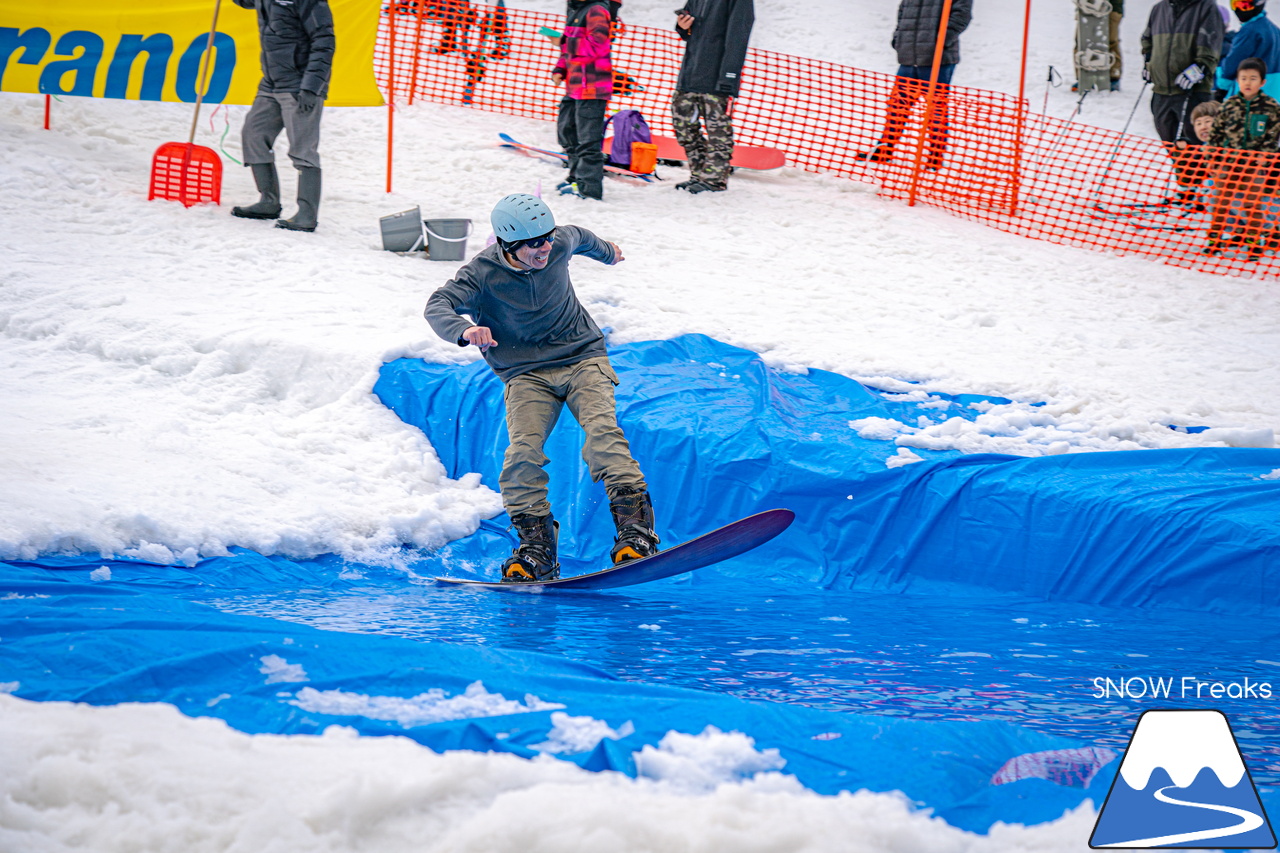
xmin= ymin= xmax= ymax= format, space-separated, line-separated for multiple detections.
xmin=436 ymin=508 xmax=794 ymax=591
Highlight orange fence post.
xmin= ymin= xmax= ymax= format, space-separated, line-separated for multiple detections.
xmin=1009 ymin=0 xmax=1033 ymax=215
xmin=907 ymin=0 xmax=954 ymax=207
xmin=386 ymin=2 xmax=397 ymax=194
xmin=43 ymin=95 xmax=50 ymax=130
xmin=409 ymin=0 xmax=428 ymax=105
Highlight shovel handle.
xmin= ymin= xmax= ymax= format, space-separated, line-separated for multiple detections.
xmin=188 ymin=0 xmax=224 ymax=145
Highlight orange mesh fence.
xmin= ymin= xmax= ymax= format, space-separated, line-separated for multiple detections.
xmin=375 ymin=2 xmax=1280 ymax=280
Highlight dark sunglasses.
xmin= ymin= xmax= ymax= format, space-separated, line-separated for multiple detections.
xmin=512 ymin=228 xmax=556 ymax=250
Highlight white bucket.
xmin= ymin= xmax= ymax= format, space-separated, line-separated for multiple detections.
xmin=424 ymin=218 xmax=473 ymax=261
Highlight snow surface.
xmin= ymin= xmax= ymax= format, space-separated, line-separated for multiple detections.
xmin=0 ymin=694 xmax=1111 ymax=853
xmin=0 ymin=0 xmax=1273 ymax=848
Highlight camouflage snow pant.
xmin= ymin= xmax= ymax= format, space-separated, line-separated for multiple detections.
xmin=671 ymin=92 xmax=735 ymax=190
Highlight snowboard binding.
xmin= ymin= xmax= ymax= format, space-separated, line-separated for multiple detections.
xmin=609 ymin=487 xmax=660 ymax=564
xmin=501 ymin=513 xmax=560 ymax=582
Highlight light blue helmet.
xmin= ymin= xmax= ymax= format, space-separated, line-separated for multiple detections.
xmin=491 ymin=193 xmax=555 ymax=244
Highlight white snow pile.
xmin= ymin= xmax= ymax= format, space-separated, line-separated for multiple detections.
xmin=532 ymin=711 xmax=636 ymax=754
xmin=0 ymin=695 xmax=1113 ymax=853
xmin=290 ymin=681 xmax=564 ymax=728
xmin=259 ymin=654 xmax=309 ymax=685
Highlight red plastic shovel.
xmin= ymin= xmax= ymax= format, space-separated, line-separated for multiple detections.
xmin=148 ymin=0 xmax=224 ymax=207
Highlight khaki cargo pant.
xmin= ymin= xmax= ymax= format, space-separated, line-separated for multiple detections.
xmin=500 ymin=356 xmax=646 ymax=518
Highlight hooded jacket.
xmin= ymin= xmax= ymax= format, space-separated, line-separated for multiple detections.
xmin=674 ymin=0 xmax=755 ymax=97
xmin=554 ymin=0 xmax=620 ymax=100
xmin=1219 ymin=10 xmax=1280 ymax=100
xmin=892 ymin=0 xmax=974 ymax=68
xmin=1141 ymin=0 xmax=1225 ymax=96
xmin=232 ymin=0 xmax=335 ymax=96
xmin=424 ymin=225 xmax=617 ymax=382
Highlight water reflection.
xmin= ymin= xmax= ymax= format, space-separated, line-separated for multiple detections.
xmin=198 ymin=567 xmax=1280 ymax=788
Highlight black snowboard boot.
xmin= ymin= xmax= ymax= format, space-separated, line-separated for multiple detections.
xmin=609 ymin=487 xmax=660 ymax=564
xmin=231 ymin=163 xmax=282 ymax=219
xmin=501 ymin=513 xmax=560 ymax=583
xmin=276 ymin=166 xmax=321 ymax=232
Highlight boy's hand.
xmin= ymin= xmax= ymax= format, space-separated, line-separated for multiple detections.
xmin=676 ymin=12 xmax=694 ymax=31
xmin=609 ymin=242 xmax=625 ymax=264
xmin=552 ymin=70 xmax=565 ymax=85
xmin=463 ymin=326 xmax=497 ymax=350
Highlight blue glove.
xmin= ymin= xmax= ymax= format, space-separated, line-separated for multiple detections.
xmin=295 ymin=90 xmax=320 ymax=114
xmin=1175 ymin=64 xmax=1205 ymax=90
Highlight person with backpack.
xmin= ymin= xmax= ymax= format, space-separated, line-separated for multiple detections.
xmin=424 ymin=194 xmax=659 ymax=582
xmin=230 ymin=0 xmax=335 ymax=233
xmin=671 ymin=0 xmax=756 ymax=194
xmin=553 ymin=0 xmax=622 ymax=200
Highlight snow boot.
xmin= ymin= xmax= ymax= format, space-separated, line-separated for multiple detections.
xmin=231 ymin=163 xmax=282 ymax=220
xmin=609 ymin=487 xmax=660 ymax=564
xmin=276 ymin=166 xmax=321 ymax=232
xmin=855 ymin=144 xmax=892 ymax=164
xmin=685 ymin=181 xmax=726 ymax=194
xmin=501 ymin=513 xmax=560 ymax=582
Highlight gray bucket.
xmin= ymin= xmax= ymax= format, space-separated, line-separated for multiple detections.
xmin=424 ymin=218 xmax=472 ymax=261
xmin=379 ymin=206 xmax=426 ymax=253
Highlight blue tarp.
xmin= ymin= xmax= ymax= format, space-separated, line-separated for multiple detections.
xmin=375 ymin=334 xmax=1280 ymax=614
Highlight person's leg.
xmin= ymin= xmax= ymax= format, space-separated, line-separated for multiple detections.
xmin=499 ymin=371 xmax=566 ymax=519
xmin=696 ymin=94 xmax=735 ymax=190
xmin=878 ymin=66 xmax=928 ymax=155
xmin=234 ymin=93 xmax=285 ymax=219
xmin=556 ymin=96 xmax=580 ymax=185
xmin=572 ymin=98 xmax=608 ymax=199
xmin=671 ymin=91 xmax=708 ymax=183
xmin=924 ymin=63 xmax=956 ymax=169
xmin=1108 ymin=11 xmax=1123 ymax=84
xmin=563 ymin=357 xmax=645 ymax=495
xmin=278 ymin=91 xmax=324 ymax=231
xmin=563 ymin=356 xmax=654 ymax=562
xmin=1206 ymin=153 xmax=1239 ymax=251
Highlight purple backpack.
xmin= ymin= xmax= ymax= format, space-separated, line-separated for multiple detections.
xmin=603 ymin=109 xmax=652 ymax=169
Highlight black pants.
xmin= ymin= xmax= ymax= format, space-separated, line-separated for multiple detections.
xmin=556 ymin=97 xmax=607 ymax=199
xmin=1151 ymin=91 xmax=1211 ymax=146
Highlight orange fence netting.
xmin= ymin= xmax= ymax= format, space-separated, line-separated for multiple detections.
xmin=375 ymin=2 xmax=1280 ymax=281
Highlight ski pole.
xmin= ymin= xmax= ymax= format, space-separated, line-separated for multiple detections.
xmin=1088 ymin=79 xmax=1150 ymax=208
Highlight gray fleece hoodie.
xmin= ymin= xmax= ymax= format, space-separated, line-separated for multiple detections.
xmin=423 ymin=224 xmax=617 ymax=382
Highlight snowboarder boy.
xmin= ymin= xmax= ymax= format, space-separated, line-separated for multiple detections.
xmin=1203 ymin=57 xmax=1280 ymax=257
xmin=423 ymin=194 xmax=659 ymax=582
xmin=552 ymin=0 xmax=622 ymax=200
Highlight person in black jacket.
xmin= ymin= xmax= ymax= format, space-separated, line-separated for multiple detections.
xmin=857 ymin=0 xmax=973 ymax=170
xmin=230 ymin=0 xmax=335 ymax=233
xmin=670 ymin=0 xmax=755 ymax=194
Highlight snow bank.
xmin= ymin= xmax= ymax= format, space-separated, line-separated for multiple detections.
xmin=0 ymin=695 xmax=1109 ymax=853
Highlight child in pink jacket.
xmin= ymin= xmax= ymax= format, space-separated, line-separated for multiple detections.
xmin=553 ymin=0 xmax=621 ymax=200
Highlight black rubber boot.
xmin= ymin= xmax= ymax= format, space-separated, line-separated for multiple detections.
xmin=276 ymin=166 xmax=321 ymax=232
xmin=609 ymin=487 xmax=660 ymax=564
xmin=501 ymin=513 xmax=560 ymax=583
xmin=231 ymin=163 xmax=282 ymax=219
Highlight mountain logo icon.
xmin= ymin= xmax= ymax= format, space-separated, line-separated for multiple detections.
xmin=1090 ymin=709 xmax=1276 ymax=848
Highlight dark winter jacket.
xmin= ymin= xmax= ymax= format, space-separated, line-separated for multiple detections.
xmin=891 ymin=0 xmax=974 ymax=68
xmin=1141 ymin=0 xmax=1225 ymax=96
xmin=555 ymin=0 xmax=620 ymax=100
xmin=232 ymin=0 xmax=335 ymax=96
xmin=424 ymin=225 xmax=617 ymax=382
xmin=673 ymin=0 xmax=755 ymax=97
xmin=1208 ymin=90 xmax=1280 ymax=150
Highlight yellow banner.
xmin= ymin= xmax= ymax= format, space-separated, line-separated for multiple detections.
xmin=0 ymin=0 xmax=383 ymax=107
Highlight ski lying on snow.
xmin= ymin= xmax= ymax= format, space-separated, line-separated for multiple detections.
xmin=498 ymin=133 xmax=658 ymax=182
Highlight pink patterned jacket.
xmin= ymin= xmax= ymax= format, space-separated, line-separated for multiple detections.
xmin=554 ymin=0 xmax=616 ymax=101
